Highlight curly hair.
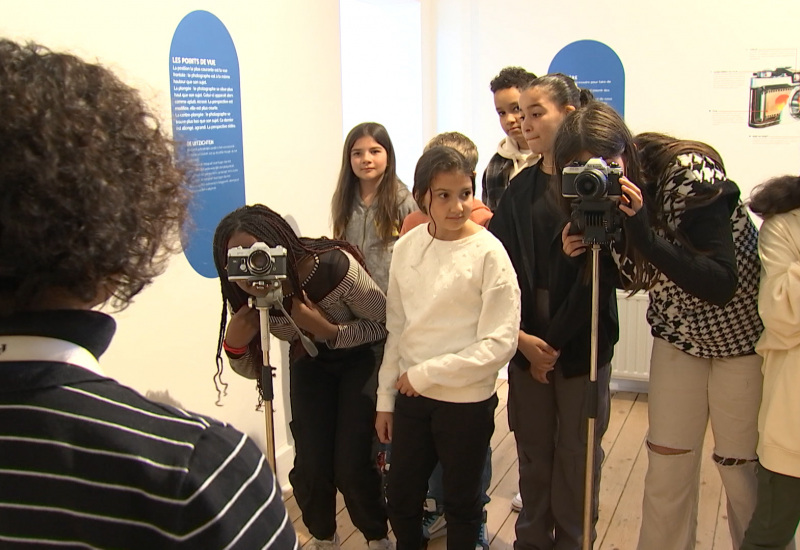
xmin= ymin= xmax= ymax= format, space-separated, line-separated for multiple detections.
xmin=489 ymin=66 xmax=537 ymax=93
xmin=749 ymin=175 xmax=800 ymax=218
xmin=0 ymin=40 xmax=190 ymax=314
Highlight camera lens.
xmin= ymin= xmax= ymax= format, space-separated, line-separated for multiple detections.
xmin=247 ymin=249 xmax=273 ymax=275
xmin=790 ymin=89 xmax=800 ymax=119
xmin=575 ymin=170 xmax=607 ymax=198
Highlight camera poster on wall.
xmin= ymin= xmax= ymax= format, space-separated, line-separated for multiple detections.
xmin=170 ymin=10 xmax=245 ymax=278
xmin=548 ymin=40 xmax=625 ymax=118
xmin=711 ymin=48 xmax=800 ymax=144
xmin=748 ymin=67 xmax=800 ymax=128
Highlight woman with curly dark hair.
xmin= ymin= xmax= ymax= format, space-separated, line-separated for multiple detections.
xmin=212 ymin=204 xmax=392 ymax=550
xmin=0 ymin=39 xmax=296 ymax=549
xmin=743 ymin=175 xmax=800 ymax=550
xmin=0 ymin=46 xmax=188 ymax=313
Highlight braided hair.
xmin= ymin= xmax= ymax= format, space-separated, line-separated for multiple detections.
xmin=211 ymin=204 xmax=366 ymax=404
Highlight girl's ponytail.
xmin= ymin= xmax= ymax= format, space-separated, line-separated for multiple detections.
xmin=578 ymin=88 xmax=594 ymax=107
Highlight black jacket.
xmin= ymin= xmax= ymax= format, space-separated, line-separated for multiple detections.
xmin=488 ymin=165 xmax=619 ymax=378
xmin=481 ymin=152 xmax=513 ymax=211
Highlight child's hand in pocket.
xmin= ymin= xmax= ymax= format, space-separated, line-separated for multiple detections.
xmin=395 ymin=372 xmax=420 ymax=397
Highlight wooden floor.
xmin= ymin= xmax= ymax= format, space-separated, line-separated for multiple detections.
xmin=284 ymin=380 xmax=793 ymax=549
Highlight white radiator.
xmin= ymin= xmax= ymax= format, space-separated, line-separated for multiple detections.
xmin=613 ymin=290 xmax=653 ymax=382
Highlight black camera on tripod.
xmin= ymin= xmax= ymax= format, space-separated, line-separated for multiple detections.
xmin=561 ymin=158 xmax=623 ymax=245
xmin=562 ymin=157 xmax=623 ymax=199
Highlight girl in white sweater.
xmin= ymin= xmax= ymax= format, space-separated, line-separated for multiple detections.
xmin=375 ymin=146 xmax=520 ymax=550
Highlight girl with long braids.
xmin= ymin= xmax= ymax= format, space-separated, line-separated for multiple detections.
xmin=557 ymin=102 xmax=764 ymax=550
xmin=212 ymin=204 xmax=392 ymax=550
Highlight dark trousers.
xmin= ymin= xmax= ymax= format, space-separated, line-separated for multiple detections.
xmin=387 ymin=393 xmax=498 ymax=550
xmin=288 ymin=344 xmax=388 ymax=541
xmin=510 ymin=362 xmax=611 ymax=550
xmin=742 ymin=464 xmax=800 ymax=550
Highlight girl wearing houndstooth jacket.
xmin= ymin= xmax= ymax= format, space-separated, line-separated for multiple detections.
xmin=560 ymin=102 xmax=764 ymax=550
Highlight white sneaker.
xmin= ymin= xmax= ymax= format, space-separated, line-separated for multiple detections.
xmin=511 ymin=492 xmax=523 ymax=512
xmin=422 ymin=497 xmax=447 ymax=539
xmin=368 ymin=538 xmax=395 ymax=550
xmin=306 ymin=533 xmax=340 ymax=550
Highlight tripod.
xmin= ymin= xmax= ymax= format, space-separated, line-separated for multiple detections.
xmin=582 ymin=243 xmax=602 ymax=550
xmin=572 ymin=199 xmax=620 ymax=550
xmin=248 ymin=279 xmax=318 ymax=473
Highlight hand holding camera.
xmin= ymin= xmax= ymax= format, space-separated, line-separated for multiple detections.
xmin=618 ymin=177 xmax=643 ymax=218
xmin=227 ymin=242 xmax=319 ymax=358
xmin=225 ymin=304 xmax=260 ymax=349
xmin=561 ymin=157 xmax=626 ymax=245
xmin=562 ymin=222 xmax=588 ymax=258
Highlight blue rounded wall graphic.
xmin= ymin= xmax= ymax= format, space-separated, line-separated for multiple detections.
xmin=170 ymin=10 xmax=245 ymax=278
xmin=549 ymin=40 xmax=625 ymax=118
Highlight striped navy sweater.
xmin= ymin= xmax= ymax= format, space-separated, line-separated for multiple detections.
xmin=0 ymin=309 xmax=297 ymax=549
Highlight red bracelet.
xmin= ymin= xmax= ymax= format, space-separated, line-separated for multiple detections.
xmin=222 ymin=340 xmax=249 ymax=355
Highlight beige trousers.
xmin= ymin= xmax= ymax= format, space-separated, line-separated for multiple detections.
xmin=637 ymin=337 xmax=763 ymax=550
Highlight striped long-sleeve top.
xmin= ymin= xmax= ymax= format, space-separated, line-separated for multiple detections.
xmin=227 ymin=248 xmax=387 ymax=377
xmin=0 ymin=309 xmax=297 ymax=549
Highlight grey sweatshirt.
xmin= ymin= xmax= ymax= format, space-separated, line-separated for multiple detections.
xmin=344 ymin=183 xmax=417 ymax=293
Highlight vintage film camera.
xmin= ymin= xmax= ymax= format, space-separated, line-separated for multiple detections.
xmin=749 ymin=67 xmax=800 ymax=128
xmin=562 ymin=157 xmax=623 ymax=199
xmin=227 ymin=243 xmax=288 ymax=281
xmin=562 ymin=157 xmax=623 ymax=244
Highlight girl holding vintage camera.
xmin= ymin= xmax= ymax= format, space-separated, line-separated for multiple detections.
xmin=489 ymin=74 xmax=620 ymax=550
xmin=212 ymin=204 xmax=392 ymax=550
xmin=557 ymin=102 xmax=764 ymax=550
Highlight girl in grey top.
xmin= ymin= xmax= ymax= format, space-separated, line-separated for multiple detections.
xmin=331 ymin=122 xmax=417 ymax=293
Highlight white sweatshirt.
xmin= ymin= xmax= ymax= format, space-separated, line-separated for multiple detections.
xmin=376 ymin=224 xmax=521 ymax=412
xmin=496 ymin=136 xmax=536 ymax=180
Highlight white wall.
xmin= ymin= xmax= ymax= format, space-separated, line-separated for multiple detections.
xmin=424 ymin=0 xmax=800 ymax=202
xmin=0 ymin=0 xmax=344 ymax=489
xmin=340 ymin=0 xmax=423 ymax=185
